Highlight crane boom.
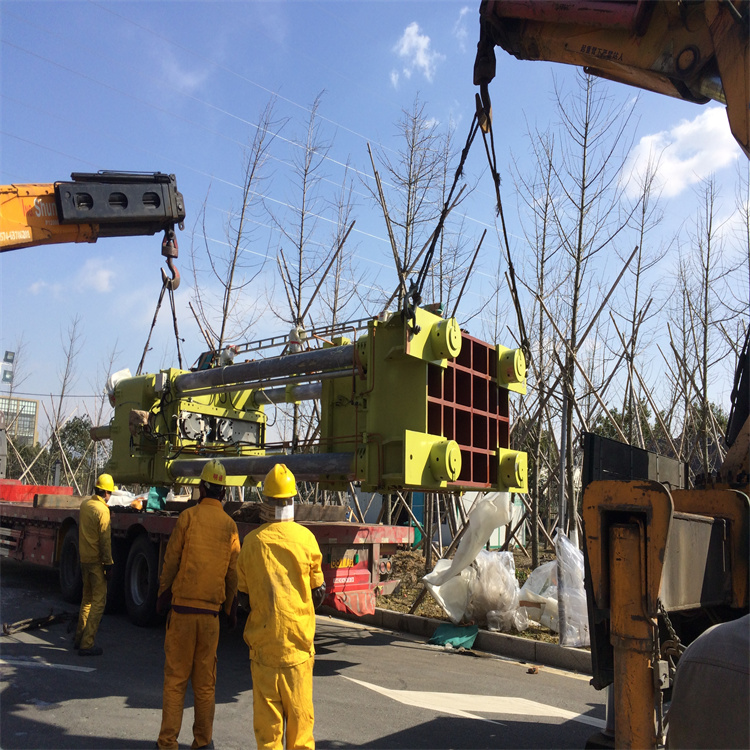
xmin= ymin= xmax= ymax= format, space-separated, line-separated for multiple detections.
xmin=0 ymin=171 xmax=185 ymax=252
xmin=475 ymin=0 xmax=750 ymax=158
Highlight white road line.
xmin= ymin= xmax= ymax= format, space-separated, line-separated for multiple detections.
xmin=0 ymin=658 xmax=95 ymax=673
xmin=343 ymin=676 xmax=606 ymax=729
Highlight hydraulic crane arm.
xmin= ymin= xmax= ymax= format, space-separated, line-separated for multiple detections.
xmin=475 ymin=0 xmax=750 ymax=158
xmin=0 ymin=171 xmax=185 ymax=252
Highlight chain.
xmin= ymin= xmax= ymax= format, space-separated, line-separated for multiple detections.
xmin=659 ymin=601 xmax=685 ymax=653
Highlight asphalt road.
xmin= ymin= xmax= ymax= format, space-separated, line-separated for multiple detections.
xmin=1 ymin=560 xmax=606 ymax=749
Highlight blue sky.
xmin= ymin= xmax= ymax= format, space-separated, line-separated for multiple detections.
xmin=1 ymin=1 xmax=746 ymax=440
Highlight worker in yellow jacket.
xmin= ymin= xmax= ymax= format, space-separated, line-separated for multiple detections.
xmin=156 ymin=459 xmax=240 ymax=750
xmin=237 ymin=463 xmax=326 ymax=750
xmin=75 ymin=473 xmax=114 ymax=656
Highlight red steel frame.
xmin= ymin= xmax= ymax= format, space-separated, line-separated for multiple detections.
xmin=427 ymin=333 xmax=509 ymax=489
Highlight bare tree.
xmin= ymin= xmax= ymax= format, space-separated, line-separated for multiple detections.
xmin=548 ymin=72 xmax=637 ymax=543
xmin=428 ymin=123 xmax=477 ymax=314
xmin=45 ymin=315 xmax=83 ymax=484
xmin=512 ymin=125 xmax=563 ymax=565
xmin=191 ymin=98 xmax=282 ymax=355
xmin=367 ymin=95 xmax=447 ymax=311
xmin=320 ymin=161 xmax=363 ymax=327
xmin=616 ymin=153 xmax=670 ymax=447
xmin=53 ymin=316 xmax=83 ymax=430
xmin=676 ymin=177 xmax=732 ymax=476
xmin=268 ymin=94 xmax=347 ymax=452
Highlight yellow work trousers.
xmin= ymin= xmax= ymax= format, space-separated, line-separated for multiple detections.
xmin=158 ymin=611 xmax=220 ymax=750
xmin=251 ymin=658 xmax=315 ymax=750
xmin=75 ymin=563 xmax=107 ymax=650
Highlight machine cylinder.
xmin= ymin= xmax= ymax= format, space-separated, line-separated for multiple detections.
xmin=254 ymin=382 xmax=323 ymax=405
xmin=173 ymin=345 xmax=355 ymax=394
xmin=169 ymin=452 xmax=355 ymax=483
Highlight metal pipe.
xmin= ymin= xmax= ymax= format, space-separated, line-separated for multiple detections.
xmin=174 ymin=345 xmax=355 ymax=394
xmin=90 ymin=425 xmax=112 ymax=442
xmin=254 ymin=382 xmax=322 ymax=405
xmin=169 ymin=452 xmax=355 ymax=483
xmin=177 ymin=370 xmax=348 ymax=400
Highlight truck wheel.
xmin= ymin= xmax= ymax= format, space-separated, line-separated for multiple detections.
xmin=124 ymin=535 xmax=159 ymax=627
xmin=105 ymin=538 xmax=127 ymax=614
xmin=59 ymin=526 xmax=83 ymax=603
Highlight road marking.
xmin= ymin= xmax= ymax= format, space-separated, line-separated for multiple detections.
xmin=343 ymin=676 xmax=606 ymax=729
xmin=0 ymin=658 xmax=95 ymax=674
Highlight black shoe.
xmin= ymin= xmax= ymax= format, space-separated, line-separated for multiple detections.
xmin=195 ymin=741 xmax=214 ymax=749
xmin=78 ymin=647 xmax=103 ymax=656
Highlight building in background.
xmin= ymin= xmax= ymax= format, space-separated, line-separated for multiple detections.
xmin=0 ymin=396 xmax=39 ymax=447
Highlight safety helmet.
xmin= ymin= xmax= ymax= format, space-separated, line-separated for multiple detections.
xmin=200 ymin=459 xmax=227 ymax=486
xmin=263 ymin=463 xmax=297 ymax=499
xmin=95 ymin=473 xmax=115 ymax=493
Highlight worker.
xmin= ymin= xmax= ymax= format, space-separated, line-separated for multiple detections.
xmin=155 ymin=459 xmax=240 ymax=750
xmin=237 ymin=463 xmax=326 ymax=750
xmin=74 ymin=472 xmax=114 ymax=656
xmin=666 ymin=613 xmax=750 ymax=749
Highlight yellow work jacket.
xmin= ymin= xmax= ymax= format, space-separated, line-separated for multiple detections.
xmin=78 ymin=494 xmax=113 ymax=565
xmin=159 ymin=497 xmax=240 ymax=612
xmin=237 ymin=520 xmax=324 ymax=668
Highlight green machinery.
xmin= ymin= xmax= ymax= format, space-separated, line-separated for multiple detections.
xmin=94 ymin=307 xmax=528 ymax=493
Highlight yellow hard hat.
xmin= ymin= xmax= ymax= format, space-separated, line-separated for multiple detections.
xmin=95 ymin=473 xmax=115 ymax=493
xmin=263 ymin=463 xmax=297 ymax=499
xmin=200 ymin=459 xmax=227 ymax=486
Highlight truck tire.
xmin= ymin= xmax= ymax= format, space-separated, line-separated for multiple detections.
xmin=59 ymin=526 xmax=83 ymax=603
xmin=105 ymin=538 xmax=127 ymax=614
xmin=124 ymin=535 xmax=159 ymax=627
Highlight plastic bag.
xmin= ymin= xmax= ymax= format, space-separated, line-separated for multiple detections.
xmin=470 ymin=550 xmax=528 ymax=632
xmin=428 ymin=623 xmax=478 ymax=649
xmin=422 ymin=492 xmax=512 ymax=588
xmin=424 ymin=550 xmax=528 ymax=632
xmin=424 ymin=559 xmax=476 ymax=624
xmin=517 ymin=533 xmax=590 ymax=647
xmin=108 ymin=489 xmax=138 ymax=507
xmin=146 ymin=486 xmax=169 ymax=511
xmin=518 ymin=560 xmax=559 ymax=631
xmin=106 ymin=368 xmax=132 ymax=407
xmin=555 ymin=531 xmax=590 ymax=648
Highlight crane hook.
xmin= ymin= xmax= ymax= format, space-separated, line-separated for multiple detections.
xmin=161 ymin=256 xmax=181 ymax=291
xmin=161 ymin=227 xmax=180 ymax=291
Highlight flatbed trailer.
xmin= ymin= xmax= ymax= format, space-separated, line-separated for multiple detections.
xmin=0 ymin=494 xmax=413 ymax=626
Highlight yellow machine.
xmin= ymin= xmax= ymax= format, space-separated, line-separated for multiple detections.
xmin=93 ymin=306 xmax=528 ymax=496
xmin=475 ymin=1 xmax=749 ymax=747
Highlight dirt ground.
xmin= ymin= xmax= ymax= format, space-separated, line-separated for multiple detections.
xmin=376 ymin=548 xmax=560 ymax=644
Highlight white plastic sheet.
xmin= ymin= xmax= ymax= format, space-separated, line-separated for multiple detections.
xmin=518 ymin=560 xmax=559 ymax=632
xmin=420 ymin=490 xmax=528 ymax=632
xmin=106 ymin=368 xmax=132 ymax=407
xmin=517 ymin=531 xmax=590 ymax=647
xmin=423 ymin=550 xmax=528 ymax=631
xmin=472 ymin=550 xmax=528 ymax=632
xmin=555 ymin=531 xmax=590 ymax=648
xmin=422 ymin=492 xmax=512 ymax=588
xmin=107 ymin=489 xmax=139 ymax=507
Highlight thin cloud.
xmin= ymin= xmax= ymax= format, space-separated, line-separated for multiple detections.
xmin=75 ymin=258 xmax=114 ymax=293
xmin=622 ymin=107 xmax=741 ymax=199
xmin=160 ymin=49 xmax=210 ymax=95
xmin=29 ymin=280 xmax=62 ymax=296
xmin=453 ymin=7 xmax=472 ymax=52
xmin=393 ymin=22 xmax=445 ymax=85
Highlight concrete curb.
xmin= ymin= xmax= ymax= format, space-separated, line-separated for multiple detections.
xmin=324 ymin=607 xmax=593 ymax=675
